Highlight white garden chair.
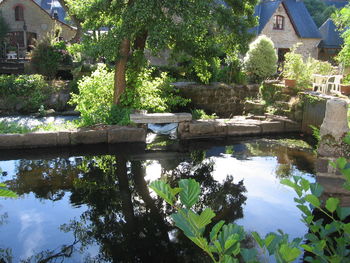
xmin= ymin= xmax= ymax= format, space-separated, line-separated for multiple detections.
xmin=326 ymin=75 xmax=343 ymax=93
xmin=312 ymin=74 xmax=328 ymax=93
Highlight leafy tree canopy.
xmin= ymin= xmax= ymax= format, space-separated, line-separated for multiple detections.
xmin=304 ymin=0 xmax=337 ymax=27
xmin=65 ymin=0 xmax=258 ymax=104
xmin=333 ymin=4 xmax=350 ymax=66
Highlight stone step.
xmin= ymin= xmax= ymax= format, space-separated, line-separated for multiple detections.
xmin=130 ymin=113 xmax=192 ymax=124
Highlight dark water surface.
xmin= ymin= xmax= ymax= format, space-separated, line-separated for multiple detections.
xmin=0 ymin=136 xmax=316 ymax=263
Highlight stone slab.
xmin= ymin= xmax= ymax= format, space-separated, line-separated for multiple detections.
xmin=70 ymin=129 xmax=108 ymax=145
xmin=108 ymin=127 xmax=146 ymax=143
xmin=189 ymin=121 xmax=216 ymax=135
xmin=57 ymin=131 xmax=71 ymax=146
xmin=130 ymin=113 xmax=192 ymax=124
xmin=284 ymin=122 xmax=302 ymax=132
xmin=260 ymin=121 xmax=285 ymax=134
xmin=227 ymin=124 xmax=261 ymax=135
xmin=0 ymin=132 xmax=57 ymax=149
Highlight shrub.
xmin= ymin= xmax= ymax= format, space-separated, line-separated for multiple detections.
xmin=30 ymin=29 xmax=73 ymax=79
xmin=243 ymin=35 xmax=278 ymax=83
xmin=0 ymin=74 xmax=48 ymax=112
xmin=121 ymin=67 xmax=190 ymax=113
xmin=191 ymin=109 xmax=217 ymax=120
xmin=69 ymin=64 xmax=114 ymax=126
xmin=70 ymin=64 xmax=189 ymax=126
xmin=283 ymin=45 xmax=333 ymax=88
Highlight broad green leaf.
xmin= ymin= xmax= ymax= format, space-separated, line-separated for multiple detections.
xmin=188 ymin=208 xmax=215 ymax=232
xmin=213 ymin=240 xmax=222 ymax=253
xmin=280 ymin=179 xmax=296 ymax=190
xmin=279 ymin=244 xmax=302 ymax=262
xmin=310 ymin=183 xmax=324 ymax=197
xmin=325 ymin=197 xmax=339 ymax=213
xmin=149 ymin=180 xmax=175 ymax=205
xmin=171 ymin=211 xmax=197 ymax=238
xmin=342 ymin=223 xmax=350 ymax=234
xmin=0 ymin=186 xmax=18 ymax=198
xmin=189 ymin=236 xmax=209 ymax=251
xmin=170 ymin=187 xmax=182 ymax=197
xmin=264 ymin=234 xmax=275 ymax=248
xmin=301 ymin=244 xmax=313 ymax=253
xmin=300 ymin=178 xmax=310 ymax=191
xmin=210 ymin=220 xmax=225 ymax=241
xmin=297 ymin=205 xmax=312 ymax=216
xmin=305 ymin=194 xmax=321 ymax=207
xmin=179 ymin=179 xmax=200 ymax=209
xmin=241 ymin=248 xmax=258 ymax=262
xmin=251 ymin=232 xmax=263 ymax=248
xmin=224 ymin=235 xmax=238 ymax=250
xmin=336 ymin=207 xmax=350 ymax=220
xmin=335 ymin=157 xmax=347 ymax=169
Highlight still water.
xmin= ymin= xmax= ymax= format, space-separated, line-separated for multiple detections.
xmin=0 ymin=136 xmax=316 ymax=262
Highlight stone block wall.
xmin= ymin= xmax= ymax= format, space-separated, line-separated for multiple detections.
xmin=174 ymin=82 xmax=260 ymax=118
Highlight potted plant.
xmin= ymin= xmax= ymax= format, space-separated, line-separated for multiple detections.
xmin=282 ymin=47 xmax=304 ymax=88
xmin=340 ymin=74 xmax=350 ymax=95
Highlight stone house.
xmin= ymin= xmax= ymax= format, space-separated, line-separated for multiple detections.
xmin=252 ymin=0 xmax=322 ymax=62
xmin=0 ymin=0 xmax=76 ymax=53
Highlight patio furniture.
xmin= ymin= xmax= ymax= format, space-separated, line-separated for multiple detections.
xmin=326 ymin=75 xmax=343 ymax=93
xmin=312 ymin=74 xmax=328 ymax=93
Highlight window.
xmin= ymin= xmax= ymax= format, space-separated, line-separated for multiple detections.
xmin=14 ymin=5 xmax=24 ymax=21
xmin=53 ymin=10 xmax=59 ymax=20
xmin=273 ymin=15 xmax=284 ymax=30
xmin=8 ymin=31 xmax=25 ymax=47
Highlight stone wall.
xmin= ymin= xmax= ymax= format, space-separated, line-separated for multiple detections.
xmin=260 ymin=2 xmax=320 ymax=59
xmin=1 ymin=0 xmax=76 ymax=44
xmin=174 ymin=82 xmax=260 ymax=118
xmin=301 ymin=93 xmax=328 ymax=134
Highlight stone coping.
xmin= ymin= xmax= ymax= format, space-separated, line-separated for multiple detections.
xmin=0 ymin=125 xmax=146 ymax=149
xmin=130 ymin=112 xmax=192 ymax=124
xmin=178 ymin=116 xmax=301 ymax=140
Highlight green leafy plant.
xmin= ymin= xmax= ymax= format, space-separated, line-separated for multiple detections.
xmin=0 ymin=121 xmax=32 ymax=134
xmin=150 ymin=179 xmax=302 ymax=263
xmin=0 ymin=183 xmax=17 ymax=198
xmin=0 ymin=74 xmax=48 ymax=112
xmin=283 ymin=45 xmax=333 ymax=89
xmin=343 ymin=75 xmax=350 ymax=85
xmin=191 ymin=109 xmax=218 ymax=120
xmin=150 ymin=151 xmax=350 ymax=262
xmin=30 ymin=26 xmax=73 ymax=79
xmin=243 ymin=35 xmax=278 ymax=83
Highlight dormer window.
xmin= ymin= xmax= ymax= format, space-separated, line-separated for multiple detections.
xmin=53 ymin=10 xmax=59 ymax=20
xmin=14 ymin=5 xmax=24 ymax=21
xmin=273 ymin=15 xmax=284 ymax=30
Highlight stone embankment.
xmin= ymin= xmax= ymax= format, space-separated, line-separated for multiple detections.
xmin=0 ymin=125 xmax=146 ymax=149
xmin=178 ymin=115 xmax=301 ymax=140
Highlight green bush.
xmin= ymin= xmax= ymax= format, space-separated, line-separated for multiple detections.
xmin=243 ymin=35 xmax=278 ymax=83
xmin=0 ymin=74 xmax=48 ymax=112
xmin=69 ymin=64 xmax=114 ymax=126
xmin=121 ymin=67 xmax=190 ymax=113
xmin=30 ymin=33 xmax=73 ymax=79
xmin=0 ymin=121 xmax=32 ymax=134
xmin=70 ymin=64 xmax=189 ymax=126
xmin=191 ymin=109 xmax=217 ymax=120
xmin=283 ymin=45 xmax=333 ymax=88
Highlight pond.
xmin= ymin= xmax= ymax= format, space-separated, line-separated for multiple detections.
xmin=0 ymin=136 xmax=316 ymax=262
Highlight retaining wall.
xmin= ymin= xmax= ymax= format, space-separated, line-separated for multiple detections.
xmin=175 ymin=82 xmax=260 ymax=117
xmin=0 ymin=125 xmax=146 ymax=149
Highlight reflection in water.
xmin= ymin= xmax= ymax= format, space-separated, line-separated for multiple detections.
xmin=0 ymin=137 xmax=316 ymax=262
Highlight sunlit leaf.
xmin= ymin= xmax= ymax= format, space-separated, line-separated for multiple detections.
xmin=179 ymin=179 xmax=200 ymax=209
xmin=305 ymin=194 xmax=321 ymax=207
xmin=325 ymin=197 xmax=339 ymax=213
xmin=149 ymin=180 xmax=175 ymax=205
xmin=210 ymin=220 xmax=225 ymax=241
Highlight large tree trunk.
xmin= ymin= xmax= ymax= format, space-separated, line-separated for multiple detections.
xmin=114 ymin=38 xmax=131 ymax=104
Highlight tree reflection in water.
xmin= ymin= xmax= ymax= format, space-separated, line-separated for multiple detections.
xmin=1 ymin=153 xmax=247 ymax=263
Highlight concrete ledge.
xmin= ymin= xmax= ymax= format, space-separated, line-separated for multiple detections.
xmin=178 ymin=116 xmax=301 ymax=140
xmin=130 ymin=113 xmax=192 ymax=124
xmin=0 ymin=125 xmax=147 ymax=149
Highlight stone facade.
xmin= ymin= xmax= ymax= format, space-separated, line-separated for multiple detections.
xmin=0 ymin=0 xmax=76 ymax=50
xmin=260 ymin=3 xmax=321 ymax=59
xmin=174 ymin=82 xmax=260 ymax=118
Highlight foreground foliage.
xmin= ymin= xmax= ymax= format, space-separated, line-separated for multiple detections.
xmin=334 ymin=4 xmax=350 ymax=67
xmin=150 ymin=157 xmax=350 ymax=262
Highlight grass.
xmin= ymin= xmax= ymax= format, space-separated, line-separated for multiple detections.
xmin=0 ymin=120 xmax=79 ymax=134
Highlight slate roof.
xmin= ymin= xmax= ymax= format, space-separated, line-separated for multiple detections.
xmin=39 ymin=0 xmax=67 ymax=23
xmin=318 ymin=18 xmax=344 ymax=48
xmin=251 ymin=0 xmax=322 ymax=39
